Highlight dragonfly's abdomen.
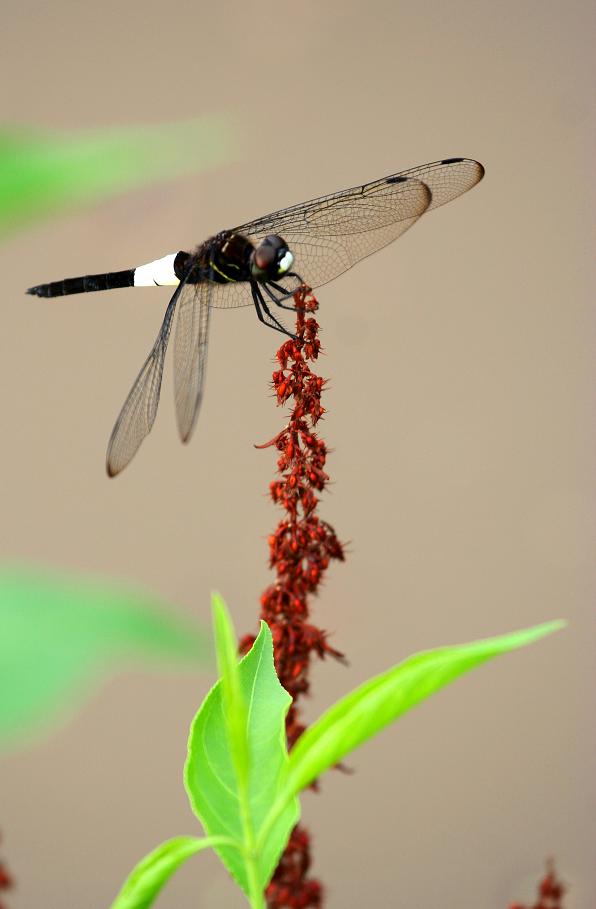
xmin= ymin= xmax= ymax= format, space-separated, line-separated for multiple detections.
xmin=27 ymin=270 xmax=135 ymax=298
xmin=27 ymin=251 xmax=191 ymax=298
xmin=134 ymin=253 xmax=183 ymax=286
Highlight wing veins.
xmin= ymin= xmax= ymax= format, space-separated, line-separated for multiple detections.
xmin=106 ymin=281 xmax=184 ymax=476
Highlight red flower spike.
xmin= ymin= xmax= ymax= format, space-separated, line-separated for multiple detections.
xmin=265 ymin=824 xmax=323 ymax=908
xmin=508 ymin=860 xmax=566 ymax=909
xmin=242 ymin=286 xmax=344 ymax=907
xmin=0 ymin=832 xmax=13 ymax=909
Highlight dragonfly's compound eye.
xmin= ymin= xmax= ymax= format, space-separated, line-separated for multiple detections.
xmin=276 ymin=248 xmax=294 ymax=276
xmin=251 ymin=235 xmax=293 ymax=280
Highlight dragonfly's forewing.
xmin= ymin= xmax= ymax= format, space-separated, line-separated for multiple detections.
xmin=235 ymin=158 xmax=483 ymax=291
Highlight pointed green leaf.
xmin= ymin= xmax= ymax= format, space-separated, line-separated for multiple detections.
xmin=212 ymin=592 xmax=249 ymax=786
xmin=109 ymin=835 xmax=236 ymax=909
xmin=260 ymin=621 xmax=564 ymax=841
xmin=0 ymin=115 xmax=236 ymax=238
xmin=0 ymin=567 xmax=209 ymax=748
xmin=184 ymin=611 xmax=299 ymax=898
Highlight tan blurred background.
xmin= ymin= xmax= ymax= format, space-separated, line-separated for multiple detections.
xmin=0 ymin=0 xmax=594 ymax=906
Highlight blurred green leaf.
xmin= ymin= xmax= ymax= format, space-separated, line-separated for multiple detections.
xmin=0 ymin=115 xmax=236 ymax=237
xmin=185 ymin=605 xmax=298 ymax=900
xmin=0 ymin=566 xmax=209 ymax=748
xmin=108 ymin=835 xmax=236 ymax=909
xmin=259 ymin=621 xmax=565 ymax=843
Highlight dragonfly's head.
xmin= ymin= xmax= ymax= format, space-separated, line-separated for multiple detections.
xmin=250 ymin=235 xmax=294 ymax=281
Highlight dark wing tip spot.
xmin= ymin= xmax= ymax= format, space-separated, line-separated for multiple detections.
xmin=386 ymin=175 xmax=409 ymax=184
xmin=440 ymin=157 xmax=465 ymax=164
xmin=106 ymin=454 xmax=123 ymax=477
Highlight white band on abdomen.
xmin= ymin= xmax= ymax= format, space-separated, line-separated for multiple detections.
xmin=134 ymin=253 xmax=180 ymax=287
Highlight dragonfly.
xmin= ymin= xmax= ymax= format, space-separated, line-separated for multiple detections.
xmin=27 ymin=157 xmax=484 ymax=477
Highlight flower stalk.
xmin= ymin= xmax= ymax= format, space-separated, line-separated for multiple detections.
xmin=240 ymin=286 xmax=345 ymax=907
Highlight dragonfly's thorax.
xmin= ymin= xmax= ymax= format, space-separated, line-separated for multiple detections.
xmin=176 ymin=232 xmax=253 ymax=285
xmin=198 ymin=231 xmax=254 ymax=284
xmin=179 ymin=231 xmax=294 ymax=287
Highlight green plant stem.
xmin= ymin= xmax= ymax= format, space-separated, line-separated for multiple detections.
xmin=212 ymin=600 xmax=266 ymax=906
xmin=237 ymin=773 xmax=264 ymax=908
xmin=255 ymin=793 xmax=290 ymax=859
xmin=245 ymin=848 xmax=265 ymax=909
xmin=204 ymin=836 xmax=245 ymax=851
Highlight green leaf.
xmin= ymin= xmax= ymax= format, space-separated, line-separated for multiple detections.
xmin=0 ymin=115 xmax=236 ymax=238
xmin=260 ymin=621 xmax=565 ymax=843
xmin=0 ymin=566 xmax=209 ymax=748
xmin=212 ymin=592 xmax=250 ymax=788
xmin=109 ymin=835 xmax=235 ymax=909
xmin=184 ymin=604 xmax=299 ymax=900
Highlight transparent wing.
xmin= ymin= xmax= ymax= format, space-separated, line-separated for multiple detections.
xmin=174 ymin=280 xmax=211 ymax=443
xmin=106 ymin=283 xmax=183 ymax=476
xmin=230 ymin=157 xmax=484 ymax=292
xmin=208 ymin=178 xmax=429 ymax=310
xmin=397 ymin=158 xmax=485 ymax=210
xmin=238 ymin=158 xmax=483 ymax=237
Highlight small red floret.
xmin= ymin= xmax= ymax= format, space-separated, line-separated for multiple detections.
xmin=0 ymin=832 xmax=13 ymax=909
xmin=508 ymin=860 xmax=566 ymax=909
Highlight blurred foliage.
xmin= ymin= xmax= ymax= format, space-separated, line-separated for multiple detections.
xmin=0 ymin=115 xmax=236 ymax=238
xmin=0 ymin=567 xmax=210 ymax=749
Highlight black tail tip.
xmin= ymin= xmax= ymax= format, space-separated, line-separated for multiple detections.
xmin=26 ymin=284 xmax=51 ymax=297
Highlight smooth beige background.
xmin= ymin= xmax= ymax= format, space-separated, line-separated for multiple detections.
xmin=0 ymin=1 xmax=594 ymax=907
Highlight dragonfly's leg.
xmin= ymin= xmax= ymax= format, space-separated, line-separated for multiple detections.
xmin=262 ymin=282 xmax=300 ymax=313
xmin=264 ymin=273 xmax=307 ymax=310
xmin=262 ymin=283 xmax=295 ymax=311
xmin=251 ymin=283 xmax=296 ymax=339
xmin=280 ymin=272 xmax=306 ymax=293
